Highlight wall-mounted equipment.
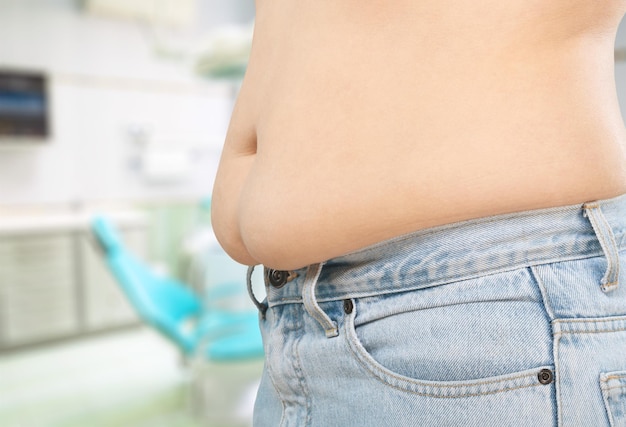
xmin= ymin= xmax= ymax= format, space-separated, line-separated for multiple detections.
xmin=0 ymin=70 xmax=50 ymax=144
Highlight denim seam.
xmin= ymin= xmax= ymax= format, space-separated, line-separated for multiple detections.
xmin=292 ymin=310 xmax=311 ymax=427
xmin=343 ymin=301 xmax=551 ymax=398
xmin=271 ymin=306 xmax=311 ymax=427
xmin=555 ymin=326 xmax=626 ymax=335
xmin=584 ymin=204 xmax=620 ymax=291
xmin=599 ymin=371 xmax=625 ymax=427
xmin=601 ymin=371 xmax=626 ymax=381
xmin=528 ymin=264 xmax=560 ymax=425
xmin=339 ymin=209 xmax=626 ymax=266
xmin=602 ymin=391 xmax=616 ymax=427
xmin=599 ymin=210 xmax=619 ymax=290
xmin=263 ymin=314 xmax=287 ymax=427
xmin=335 ymin=200 xmax=623 ymax=263
xmin=553 ymin=333 xmax=563 ymax=427
xmin=599 ymin=206 xmax=619 ymax=285
xmin=351 ymin=298 xmax=530 ymax=329
xmin=602 ymin=385 xmax=626 ymax=391
xmin=346 ymin=335 xmax=547 ymax=398
xmin=595 ymin=211 xmax=616 ymax=289
xmin=554 ymin=315 xmax=626 ymax=323
xmin=356 ymin=374 xmax=543 ymax=399
xmin=266 ymin=367 xmax=287 ymax=427
xmin=302 ymin=263 xmax=338 ymax=338
xmin=529 ymin=265 xmax=556 ymax=321
xmin=268 ymin=251 xmax=608 ymax=307
xmin=337 ymin=202 xmax=598 ymax=260
xmin=552 ymin=315 xmax=626 ymax=336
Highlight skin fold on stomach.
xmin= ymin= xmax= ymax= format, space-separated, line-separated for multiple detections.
xmin=212 ymin=2 xmax=626 ymax=271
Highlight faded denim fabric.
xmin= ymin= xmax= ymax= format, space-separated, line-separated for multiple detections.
xmin=248 ymin=193 xmax=626 ymax=427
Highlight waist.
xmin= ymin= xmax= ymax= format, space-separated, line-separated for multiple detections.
xmin=240 ymin=165 xmax=626 ymax=270
xmin=265 ymin=192 xmax=626 ymax=305
xmin=223 ymin=30 xmax=626 ymax=269
xmin=241 ymin=51 xmax=626 ymax=269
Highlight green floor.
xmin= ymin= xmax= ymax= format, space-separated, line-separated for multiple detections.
xmin=0 ymin=328 xmax=257 ymax=427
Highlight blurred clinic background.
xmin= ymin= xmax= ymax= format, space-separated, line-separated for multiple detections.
xmin=4 ymin=2 xmax=626 ymax=427
xmin=0 ymin=0 xmax=264 ymax=426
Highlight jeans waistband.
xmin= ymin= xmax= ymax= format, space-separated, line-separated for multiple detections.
xmin=251 ymin=193 xmax=626 ymax=310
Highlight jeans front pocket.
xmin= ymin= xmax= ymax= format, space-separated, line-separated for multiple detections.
xmin=601 ymin=371 xmax=626 ymax=427
xmin=343 ymin=267 xmax=555 ymax=397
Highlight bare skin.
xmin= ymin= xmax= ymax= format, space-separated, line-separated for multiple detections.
xmin=212 ymin=0 xmax=626 ymax=271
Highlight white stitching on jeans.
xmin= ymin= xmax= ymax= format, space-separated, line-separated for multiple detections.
xmin=583 ymin=203 xmax=620 ymax=292
xmin=343 ymin=299 xmax=549 ymax=398
xmin=302 ymin=263 xmax=338 ymax=338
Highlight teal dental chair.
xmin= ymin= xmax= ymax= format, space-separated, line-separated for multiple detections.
xmin=91 ymin=216 xmax=264 ymax=362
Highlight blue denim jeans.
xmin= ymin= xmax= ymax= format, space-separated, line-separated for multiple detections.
xmin=247 ymin=194 xmax=626 ymax=426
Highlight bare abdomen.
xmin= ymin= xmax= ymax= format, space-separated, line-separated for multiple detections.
xmin=213 ymin=1 xmax=626 ymax=270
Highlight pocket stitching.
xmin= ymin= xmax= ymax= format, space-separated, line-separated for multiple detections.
xmin=600 ymin=371 xmax=626 ymax=427
xmin=344 ymin=301 xmax=551 ymax=398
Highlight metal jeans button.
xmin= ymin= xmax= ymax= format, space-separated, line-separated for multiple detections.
xmin=266 ymin=269 xmax=289 ymax=288
xmin=538 ymin=368 xmax=554 ymax=385
xmin=343 ymin=299 xmax=354 ymax=314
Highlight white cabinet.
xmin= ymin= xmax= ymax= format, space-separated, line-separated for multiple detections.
xmin=0 ymin=212 xmax=146 ymax=350
xmin=0 ymin=234 xmax=79 ymax=346
xmin=81 ymin=229 xmax=144 ymax=330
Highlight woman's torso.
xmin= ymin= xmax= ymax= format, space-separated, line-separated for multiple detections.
xmin=212 ymin=0 xmax=626 ymax=270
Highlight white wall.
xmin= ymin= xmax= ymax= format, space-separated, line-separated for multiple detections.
xmin=0 ymin=0 xmax=252 ymax=206
xmin=0 ymin=80 xmax=233 ymax=205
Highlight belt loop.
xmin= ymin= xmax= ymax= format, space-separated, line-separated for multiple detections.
xmin=247 ymin=265 xmax=268 ymax=319
xmin=302 ymin=263 xmax=338 ymax=338
xmin=583 ymin=202 xmax=620 ymax=292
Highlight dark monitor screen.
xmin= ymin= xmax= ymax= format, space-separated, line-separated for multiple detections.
xmin=0 ymin=71 xmax=49 ymax=139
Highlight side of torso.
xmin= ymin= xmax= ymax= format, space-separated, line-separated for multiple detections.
xmin=212 ymin=0 xmax=626 ymax=270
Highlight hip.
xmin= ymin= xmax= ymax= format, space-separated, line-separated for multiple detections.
xmin=250 ymin=192 xmax=626 ymax=426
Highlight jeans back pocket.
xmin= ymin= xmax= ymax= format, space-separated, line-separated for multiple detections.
xmin=601 ymin=371 xmax=626 ymax=427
